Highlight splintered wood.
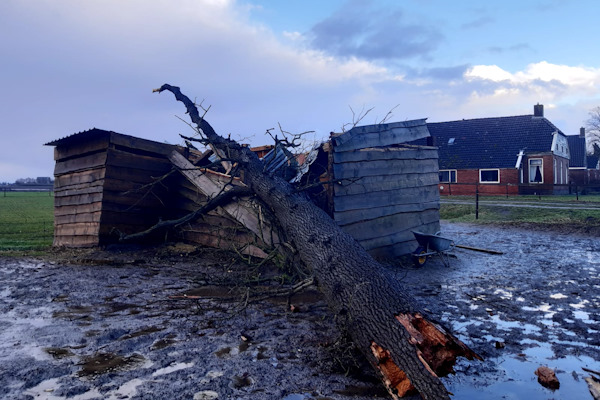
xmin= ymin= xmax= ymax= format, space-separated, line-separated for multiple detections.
xmin=397 ymin=313 xmax=482 ymax=376
xmin=370 ymin=313 xmax=483 ymax=398
xmin=370 ymin=342 xmax=415 ymax=398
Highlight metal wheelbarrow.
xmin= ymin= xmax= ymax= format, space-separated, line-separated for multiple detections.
xmin=411 ymin=231 xmax=455 ymax=267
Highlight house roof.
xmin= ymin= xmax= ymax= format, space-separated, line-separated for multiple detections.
xmin=422 ymin=114 xmax=567 ymax=169
xmin=566 ymin=135 xmax=586 ymax=168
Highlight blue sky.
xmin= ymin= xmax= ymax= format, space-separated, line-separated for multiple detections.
xmin=1 ymin=0 xmax=600 ymax=182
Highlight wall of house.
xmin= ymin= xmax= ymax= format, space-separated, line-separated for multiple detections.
xmin=438 ymin=168 xmax=520 ymax=196
xmin=521 ymin=154 xmax=569 ymax=195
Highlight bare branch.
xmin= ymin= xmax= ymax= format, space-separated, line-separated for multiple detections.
xmin=118 ymin=185 xmax=252 ymax=242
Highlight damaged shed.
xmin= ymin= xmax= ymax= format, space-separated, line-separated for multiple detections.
xmin=45 ymin=129 xmax=275 ymax=255
xmin=297 ymin=119 xmax=441 ymax=259
xmin=46 ymin=121 xmax=440 ymax=260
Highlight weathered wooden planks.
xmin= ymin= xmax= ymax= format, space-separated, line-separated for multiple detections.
xmin=335 ymin=201 xmax=440 ymax=226
xmin=333 ymin=159 xmax=439 ymax=179
xmin=332 ymin=146 xmax=438 ymax=164
xmin=54 ymin=152 xmax=108 ymax=176
xmin=334 ymin=173 xmax=440 ymax=197
xmin=169 ymin=151 xmax=280 ymax=247
xmin=330 ymin=120 xmax=440 ymax=258
xmin=332 ymin=119 xmax=429 ymax=152
xmin=50 ymin=129 xmax=185 ymax=247
xmin=334 ymin=185 xmax=439 ymax=212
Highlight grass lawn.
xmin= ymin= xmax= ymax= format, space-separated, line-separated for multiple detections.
xmin=440 ymin=197 xmax=600 ymax=226
xmin=0 ymin=191 xmax=54 ymax=251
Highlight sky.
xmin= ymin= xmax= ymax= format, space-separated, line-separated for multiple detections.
xmin=1 ymin=0 xmax=600 ymax=182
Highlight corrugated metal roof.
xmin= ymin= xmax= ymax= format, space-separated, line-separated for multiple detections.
xmin=44 ymin=128 xmax=114 ymax=146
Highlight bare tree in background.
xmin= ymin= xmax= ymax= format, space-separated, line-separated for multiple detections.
xmin=586 ymin=106 xmax=600 ymax=156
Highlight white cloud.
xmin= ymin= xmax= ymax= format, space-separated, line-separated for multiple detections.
xmin=466 ymin=61 xmax=600 ymax=90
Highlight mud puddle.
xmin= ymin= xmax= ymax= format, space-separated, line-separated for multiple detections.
xmin=398 ymin=221 xmax=600 ymax=399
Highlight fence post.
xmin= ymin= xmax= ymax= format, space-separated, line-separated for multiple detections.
xmin=475 ymin=185 xmax=479 ymax=220
xmin=576 ymin=185 xmax=579 ymax=201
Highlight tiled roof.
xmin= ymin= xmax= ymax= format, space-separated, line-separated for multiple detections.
xmin=566 ymin=135 xmax=586 ymax=168
xmin=421 ymin=115 xmax=566 ymax=169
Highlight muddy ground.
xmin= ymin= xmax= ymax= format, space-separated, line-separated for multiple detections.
xmin=0 ymin=221 xmax=598 ymax=399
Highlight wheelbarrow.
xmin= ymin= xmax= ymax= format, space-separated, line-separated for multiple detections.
xmin=411 ymin=231 xmax=456 ymax=267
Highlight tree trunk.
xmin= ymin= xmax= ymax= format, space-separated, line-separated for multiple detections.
xmin=154 ymin=84 xmax=481 ymax=399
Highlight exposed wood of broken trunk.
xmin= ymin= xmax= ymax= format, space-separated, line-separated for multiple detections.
xmin=155 ymin=84 xmax=481 ymax=399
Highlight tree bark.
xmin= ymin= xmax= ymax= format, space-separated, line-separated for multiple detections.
xmin=154 ymin=84 xmax=480 ymax=399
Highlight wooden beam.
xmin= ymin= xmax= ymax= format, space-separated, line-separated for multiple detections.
xmin=168 ymin=151 xmax=279 ymax=247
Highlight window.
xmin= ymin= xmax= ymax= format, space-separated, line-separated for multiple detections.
xmin=448 ymin=138 xmax=455 ymax=145
xmin=439 ymin=170 xmax=457 ymax=183
xmin=529 ymin=159 xmax=543 ymax=183
xmin=479 ymin=169 xmax=499 ymax=183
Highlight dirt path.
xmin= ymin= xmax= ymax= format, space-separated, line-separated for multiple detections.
xmin=0 ymin=222 xmax=598 ymax=399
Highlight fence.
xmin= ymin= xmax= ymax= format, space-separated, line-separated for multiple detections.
xmin=438 ymin=182 xmax=600 ymax=198
xmin=439 ymin=183 xmax=600 ymax=220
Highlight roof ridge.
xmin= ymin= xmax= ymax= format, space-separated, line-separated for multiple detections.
xmin=428 ymin=114 xmax=533 ymax=124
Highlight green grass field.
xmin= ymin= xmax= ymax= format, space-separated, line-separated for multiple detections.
xmin=0 ymin=191 xmax=54 ymax=251
xmin=440 ymin=195 xmax=600 ymax=226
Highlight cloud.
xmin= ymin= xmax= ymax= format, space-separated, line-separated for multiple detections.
xmin=460 ymin=16 xmax=494 ymax=30
xmin=466 ymin=61 xmax=600 ymax=91
xmin=308 ymin=0 xmax=443 ymax=61
xmin=488 ymin=43 xmax=532 ymax=54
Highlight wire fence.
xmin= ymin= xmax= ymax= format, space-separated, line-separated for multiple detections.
xmin=438 ymin=182 xmax=600 ymax=199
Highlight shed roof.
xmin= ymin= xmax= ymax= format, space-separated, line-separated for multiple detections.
xmin=423 ymin=114 xmax=567 ymax=169
xmin=45 ymin=128 xmax=179 ymax=157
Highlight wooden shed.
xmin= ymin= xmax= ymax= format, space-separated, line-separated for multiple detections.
xmin=46 ymin=129 xmax=276 ymax=255
xmin=328 ymin=119 xmax=440 ymax=258
xmin=46 ymin=129 xmax=185 ymax=247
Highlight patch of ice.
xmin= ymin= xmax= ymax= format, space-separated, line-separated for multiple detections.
xmin=493 ymin=289 xmax=513 ymax=299
xmin=152 ymin=362 xmax=194 ymax=377
xmin=550 ymin=293 xmax=567 ymax=299
xmin=106 ymin=379 xmax=144 ymax=400
xmin=22 ymin=378 xmax=103 ymax=400
xmin=573 ymin=310 xmax=593 ymax=323
xmin=570 ymin=300 xmax=590 ymax=309
xmin=194 ymin=391 xmax=219 ymax=400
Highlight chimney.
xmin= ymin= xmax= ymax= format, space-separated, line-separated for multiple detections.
xmin=580 ymin=127 xmax=585 ymax=138
xmin=533 ymin=103 xmax=544 ymax=117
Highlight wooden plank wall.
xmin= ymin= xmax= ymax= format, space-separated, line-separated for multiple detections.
xmin=52 ymin=132 xmax=184 ymax=247
xmin=53 ymin=150 xmax=107 ymax=247
xmin=332 ymin=144 xmax=441 ymax=259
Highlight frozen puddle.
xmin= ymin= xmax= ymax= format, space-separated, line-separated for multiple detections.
xmin=152 ymin=361 xmax=194 ymax=377
xmin=550 ymin=293 xmax=568 ymax=299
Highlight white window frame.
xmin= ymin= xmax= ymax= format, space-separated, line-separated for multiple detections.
xmin=479 ymin=169 xmax=500 ymax=183
xmin=529 ymin=158 xmax=544 ymax=184
xmin=439 ymin=169 xmax=457 ymax=183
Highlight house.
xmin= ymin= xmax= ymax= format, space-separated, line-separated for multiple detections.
xmin=566 ymin=128 xmax=600 ymax=186
xmin=423 ymin=104 xmax=571 ymax=196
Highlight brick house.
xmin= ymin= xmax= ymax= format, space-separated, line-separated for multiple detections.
xmin=423 ymin=104 xmax=571 ymax=195
xmin=566 ymin=129 xmax=600 ymax=186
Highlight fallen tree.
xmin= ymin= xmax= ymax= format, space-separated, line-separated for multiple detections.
xmin=154 ymin=84 xmax=481 ymax=399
